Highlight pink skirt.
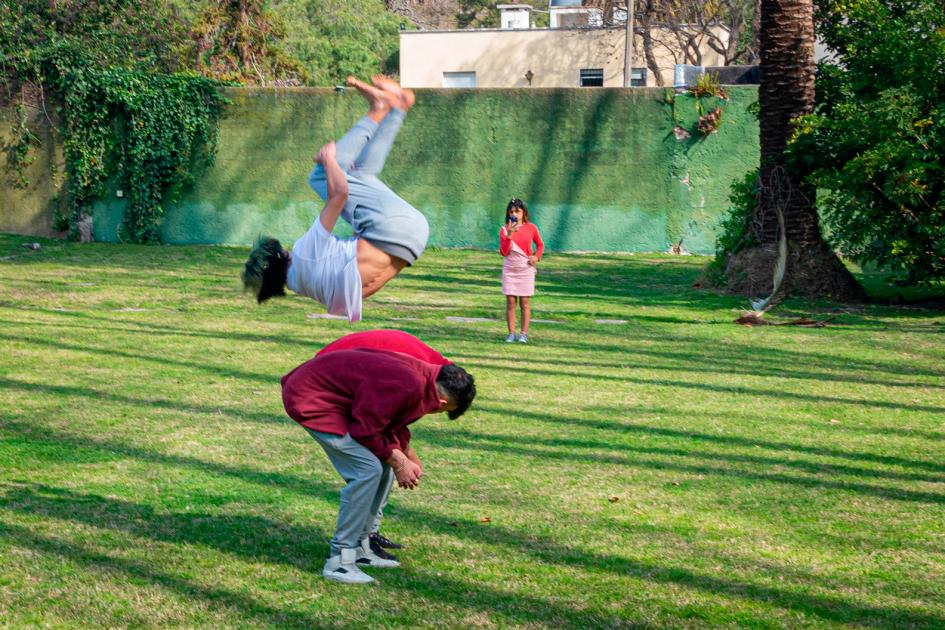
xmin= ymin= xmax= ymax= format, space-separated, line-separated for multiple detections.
xmin=502 ymin=245 xmax=535 ymax=296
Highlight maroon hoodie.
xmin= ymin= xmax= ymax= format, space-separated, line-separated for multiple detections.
xmin=281 ymin=348 xmax=443 ymax=461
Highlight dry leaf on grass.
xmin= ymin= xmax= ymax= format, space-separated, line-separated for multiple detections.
xmin=735 ymin=312 xmax=835 ymax=327
xmin=480 ymin=516 xmax=492 ymax=523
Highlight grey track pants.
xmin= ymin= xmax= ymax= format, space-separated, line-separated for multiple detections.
xmin=308 ymin=110 xmax=429 ymax=265
xmin=306 ymin=429 xmax=394 ymax=555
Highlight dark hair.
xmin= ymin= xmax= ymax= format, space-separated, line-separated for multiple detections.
xmin=436 ymin=364 xmax=476 ymax=420
xmin=242 ymin=236 xmax=289 ymax=303
xmin=505 ymin=197 xmax=530 ymax=224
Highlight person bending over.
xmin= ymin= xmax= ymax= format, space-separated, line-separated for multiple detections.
xmin=317 ymin=329 xmax=453 ymax=559
xmin=242 ymin=75 xmax=424 ymax=322
xmin=281 ymin=348 xmax=476 ymax=584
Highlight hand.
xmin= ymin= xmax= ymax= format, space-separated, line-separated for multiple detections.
xmin=528 ymin=255 xmax=538 ymax=267
xmin=394 ymin=459 xmax=422 ymax=489
xmin=405 ymin=448 xmax=423 ymax=474
xmin=315 ymin=141 xmax=336 ymax=165
xmin=505 ymin=221 xmax=520 ymax=234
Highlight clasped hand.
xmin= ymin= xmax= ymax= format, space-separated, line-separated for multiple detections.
xmin=395 ymin=459 xmax=422 ymax=489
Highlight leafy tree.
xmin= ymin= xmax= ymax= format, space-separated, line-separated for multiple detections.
xmin=788 ymin=0 xmax=945 ymax=284
xmin=457 ymin=0 xmax=499 ymax=28
xmin=275 ymin=0 xmax=402 ymax=85
xmin=1 ymin=0 xmax=226 ymax=242
xmin=190 ymin=0 xmax=307 ymax=85
xmin=0 ymin=0 xmax=191 ymax=82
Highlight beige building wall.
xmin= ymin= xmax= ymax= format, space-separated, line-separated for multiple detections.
xmin=400 ymin=27 xmax=728 ymax=88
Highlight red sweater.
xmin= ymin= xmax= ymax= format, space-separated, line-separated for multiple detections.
xmin=281 ymin=349 xmax=443 ymax=460
xmin=317 ymin=329 xmax=451 ymax=365
xmin=499 ymin=222 xmax=544 ymax=259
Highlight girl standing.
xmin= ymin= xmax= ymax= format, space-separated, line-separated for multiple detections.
xmin=499 ymin=198 xmax=544 ymax=343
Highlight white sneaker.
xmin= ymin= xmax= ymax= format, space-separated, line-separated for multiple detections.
xmin=518 ymin=333 xmax=528 ymax=343
xmin=323 ymin=547 xmax=374 ymax=584
xmin=356 ymin=538 xmax=400 ymax=568
xmin=505 ymin=333 xmax=516 ymax=343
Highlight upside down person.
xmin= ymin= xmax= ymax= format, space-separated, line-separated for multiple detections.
xmin=242 ymin=76 xmax=425 ymax=322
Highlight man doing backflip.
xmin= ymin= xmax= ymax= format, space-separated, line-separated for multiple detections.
xmin=242 ymin=76 xmax=425 ymax=322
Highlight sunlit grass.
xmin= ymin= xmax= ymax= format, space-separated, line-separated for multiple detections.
xmin=1 ymin=233 xmax=944 ymax=628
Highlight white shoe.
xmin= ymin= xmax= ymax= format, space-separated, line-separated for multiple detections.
xmin=356 ymin=538 xmax=400 ymax=568
xmin=518 ymin=333 xmax=528 ymax=343
xmin=323 ymin=547 xmax=374 ymax=584
xmin=505 ymin=333 xmax=516 ymax=343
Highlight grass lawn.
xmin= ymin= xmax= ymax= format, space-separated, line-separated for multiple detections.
xmin=1 ymin=233 xmax=943 ymax=628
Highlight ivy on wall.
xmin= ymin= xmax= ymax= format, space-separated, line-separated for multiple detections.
xmin=62 ymin=69 xmax=225 ymax=242
xmin=2 ymin=0 xmax=226 ymax=243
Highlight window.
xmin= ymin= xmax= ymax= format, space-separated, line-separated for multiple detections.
xmin=579 ymin=68 xmax=604 ymax=87
xmin=631 ymin=67 xmax=647 ymax=87
xmin=442 ymin=71 xmax=476 ymax=88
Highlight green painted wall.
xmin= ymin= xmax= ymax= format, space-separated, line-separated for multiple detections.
xmin=4 ymin=87 xmax=759 ymax=253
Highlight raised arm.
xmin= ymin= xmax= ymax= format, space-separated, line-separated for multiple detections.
xmin=316 ymin=142 xmax=349 ymax=232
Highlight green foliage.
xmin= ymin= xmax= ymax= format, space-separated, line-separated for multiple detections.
xmin=708 ymin=168 xmax=759 ymax=276
xmin=190 ymin=0 xmax=307 ymax=86
xmin=458 ymin=0 xmax=499 ymax=28
xmin=691 ymin=72 xmax=724 ymax=98
xmin=788 ymin=0 xmax=945 ymax=283
xmin=7 ymin=104 xmax=41 ymax=188
xmin=697 ymin=107 xmax=723 ymax=136
xmin=1 ymin=0 xmax=226 ymax=243
xmin=63 ymin=69 xmax=225 ymax=242
xmin=0 ymin=0 xmax=192 ymax=76
xmin=274 ymin=0 xmax=402 ymax=85
xmin=689 ymin=73 xmax=729 ymax=136
xmin=168 ymin=0 xmax=407 ymax=85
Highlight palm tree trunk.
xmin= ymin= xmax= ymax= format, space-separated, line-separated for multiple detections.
xmin=757 ymin=0 xmax=817 ymax=245
xmin=725 ymin=0 xmax=864 ymax=301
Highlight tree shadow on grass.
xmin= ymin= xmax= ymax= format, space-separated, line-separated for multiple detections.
xmin=456 ymin=348 xmax=945 ymax=394
xmin=3 ymin=482 xmax=943 ymax=628
xmin=0 ymin=377 xmax=285 ymax=426
xmin=0 ymin=484 xmax=636 ymax=628
xmin=0 ymin=521 xmax=333 ymax=630
xmin=420 ymin=427 xmax=945 ymax=504
xmin=22 ymin=304 xmax=945 ymax=383
xmin=473 ymin=404 xmax=945 ymax=476
xmin=6 ymin=309 xmax=944 ymax=452
xmin=4 ymin=415 xmax=944 ymax=625
xmin=427 ymin=425 xmax=945 ymax=485
xmin=458 ymin=358 xmax=945 ymax=415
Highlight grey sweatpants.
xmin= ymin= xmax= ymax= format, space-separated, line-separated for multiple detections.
xmin=308 ymin=110 xmax=429 ymax=265
xmin=306 ymin=429 xmax=394 ymax=555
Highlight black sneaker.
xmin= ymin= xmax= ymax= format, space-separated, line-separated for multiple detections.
xmin=367 ymin=538 xmax=399 ymax=562
xmin=369 ymin=532 xmax=403 ymax=550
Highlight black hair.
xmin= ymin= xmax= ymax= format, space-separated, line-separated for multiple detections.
xmin=436 ymin=364 xmax=476 ymax=420
xmin=242 ymin=236 xmax=289 ymax=303
xmin=505 ymin=197 xmax=530 ymax=223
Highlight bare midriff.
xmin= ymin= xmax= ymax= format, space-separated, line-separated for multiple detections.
xmin=357 ymin=239 xmax=407 ymax=298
